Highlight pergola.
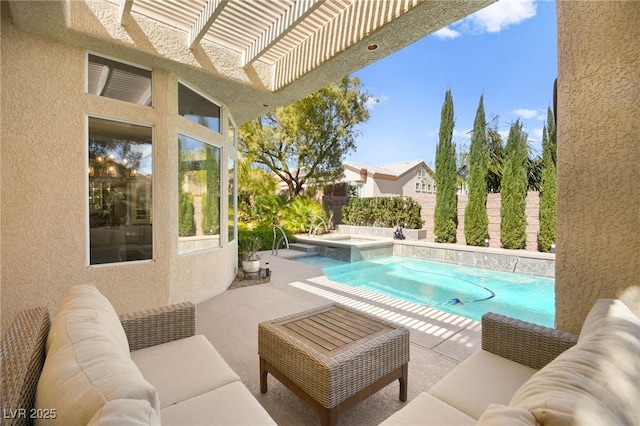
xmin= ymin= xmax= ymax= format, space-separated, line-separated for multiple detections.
xmin=6 ymin=0 xmax=495 ymax=123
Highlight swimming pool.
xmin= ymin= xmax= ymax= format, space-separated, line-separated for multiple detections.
xmin=294 ymin=255 xmax=555 ymax=326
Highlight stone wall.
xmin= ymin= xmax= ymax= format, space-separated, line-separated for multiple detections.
xmin=393 ymin=241 xmax=555 ymax=278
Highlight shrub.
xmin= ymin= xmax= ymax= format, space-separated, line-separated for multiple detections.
xmin=341 ymin=196 xmax=423 ymax=229
xmin=238 ymin=225 xmax=296 ymax=253
xmin=280 ymin=196 xmax=328 ymax=234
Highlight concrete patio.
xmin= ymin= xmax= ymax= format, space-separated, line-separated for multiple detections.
xmin=197 ymin=251 xmax=482 ymax=425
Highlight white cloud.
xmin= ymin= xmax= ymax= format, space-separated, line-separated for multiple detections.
xmin=513 ymin=108 xmax=538 ymax=119
xmin=433 ymin=26 xmax=461 ymax=40
xmin=529 ymin=127 xmax=543 ymax=142
xmin=462 ymin=0 xmax=537 ymax=34
xmin=365 ymin=94 xmax=384 ymax=110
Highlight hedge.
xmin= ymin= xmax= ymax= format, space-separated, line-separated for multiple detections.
xmin=341 ymin=196 xmax=423 ymax=229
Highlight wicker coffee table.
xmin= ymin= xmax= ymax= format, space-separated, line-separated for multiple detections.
xmin=258 ymin=304 xmax=409 ymax=425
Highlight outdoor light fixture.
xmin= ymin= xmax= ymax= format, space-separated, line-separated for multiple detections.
xmin=367 ymin=44 xmax=378 ymax=51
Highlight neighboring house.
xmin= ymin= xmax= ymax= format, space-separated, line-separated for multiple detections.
xmin=343 ymin=160 xmax=435 ymax=198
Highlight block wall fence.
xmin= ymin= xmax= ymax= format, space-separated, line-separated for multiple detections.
xmin=324 ymin=191 xmax=543 ymax=252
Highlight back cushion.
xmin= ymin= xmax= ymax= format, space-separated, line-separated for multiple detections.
xmin=510 ymin=299 xmax=639 ymax=425
xmin=45 ymin=284 xmax=129 ymax=355
xmin=35 ymin=284 xmax=160 ymax=425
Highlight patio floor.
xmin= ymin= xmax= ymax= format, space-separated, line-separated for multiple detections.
xmin=196 ymin=250 xmax=482 ymax=425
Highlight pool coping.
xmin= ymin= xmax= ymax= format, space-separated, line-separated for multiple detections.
xmin=294 ymin=234 xmax=555 ymax=278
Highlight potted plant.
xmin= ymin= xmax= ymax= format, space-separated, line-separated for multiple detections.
xmin=240 ymin=234 xmax=262 ymax=273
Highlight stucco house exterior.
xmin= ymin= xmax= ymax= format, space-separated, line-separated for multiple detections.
xmin=1 ymin=1 xmax=638 ymax=335
xmin=343 ymin=160 xmax=436 ymax=198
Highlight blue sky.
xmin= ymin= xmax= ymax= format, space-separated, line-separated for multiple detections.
xmin=348 ymin=0 xmax=557 ymax=167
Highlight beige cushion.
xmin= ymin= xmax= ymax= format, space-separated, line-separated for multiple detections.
xmin=379 ymin=392 xmax=476 ymax=426
xmin=131 ymin=334 xmax=241 ymax=408
xmin=510 ymin=298 xmax=640 ymax=425
xmin=46 ymin=283 xmax=129 ymax=355
xmin=476 ymin=403 xmax=539 ymax=425
xmin=160 ymin=381 xmax=277 ymax=425
xmin=428 ymin=350 xmax=537 ymax=419
xmin=579 ymin=298 xmax=636 ymax=341
xmin=88 ymin=399 xmax=160 ymax=425
xmin=35 ymin=284 xmax=160 ymax=425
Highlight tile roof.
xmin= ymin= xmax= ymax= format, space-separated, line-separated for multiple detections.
xmin=344 ymin=159 xmax=427 ymax=178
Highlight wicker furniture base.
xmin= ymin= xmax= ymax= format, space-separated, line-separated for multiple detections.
xmin=258 ymin=304 xmax=410 ymax=426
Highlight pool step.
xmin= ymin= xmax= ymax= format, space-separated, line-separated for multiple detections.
xmin=289 ymin=243 xmax=320 ymax=254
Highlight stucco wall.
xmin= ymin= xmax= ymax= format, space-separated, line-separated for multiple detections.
xmin=1 ymin=18 xmax=237 ymax=330
xmin=374 ymin=176 xmax=403 ymax=196
xmin=555 ymin=1 xmax=640 ymax=333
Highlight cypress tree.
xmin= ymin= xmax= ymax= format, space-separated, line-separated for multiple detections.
xmin=539 ymin=107 xmax=557 ymax=252
xmin=464 ymin=95 xmax=489 ymax=246
xmin=500 ymin=120 xmax=528 ymax=249
xmin=434 ymin=89 xmax=458 ymax=243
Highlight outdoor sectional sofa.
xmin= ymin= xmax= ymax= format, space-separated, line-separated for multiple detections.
xmin=2 ymin=284 xmax=638 ymax=426
xmin=381 ymin=298 xmax=640 ymax=425
xmin=1 ymin=284 xmax=275 ymax=425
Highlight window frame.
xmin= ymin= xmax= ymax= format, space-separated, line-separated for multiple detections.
xmin=86 ymin=114 xmax=155 ymax=267
xmin=177 ymin=132 xmax=223 ymax=255
xmin=177 ymin=81 xmax=222 ymax=134
xmin=86 ymin=52 xmax=153 ymax=107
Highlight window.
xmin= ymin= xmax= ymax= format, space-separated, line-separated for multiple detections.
xmin=178 ymin=83 xmax=221 ymax=133
xmin=178 ymin=134 xmax=221 ymax=254
xmin=88 ymin=117 xmax=153 ymax=265
xmin=87 ymin=54 xmax=152 ymax=106
xmin=228 ymin=156 xmax=237 ymax=243
xmin=415 ymin=167 xmax=432 ymax=193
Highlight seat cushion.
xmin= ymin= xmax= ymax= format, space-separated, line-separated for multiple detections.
xmin=379 ymin=392 xmax=476 ymax=426
xmin=131 ymin=334 xmax=241 ymax=408
xmin=428 ymin=350 xmax=537 ymax=420
xmin=88 ymin=399 xmax=160 ymax=425
xmin=510 ymin=299 xmax=640 ymax=425
xmin=35 ymin=284 xmax=159 ymax=425
xmin=160 ymin=381 xmax=277 ymax=425
xmin=476 ymin=403 xmax=539 ymax=425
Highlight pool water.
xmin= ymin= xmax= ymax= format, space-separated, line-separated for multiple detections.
xmin=294 ymin=255 xmax=555 ymax=326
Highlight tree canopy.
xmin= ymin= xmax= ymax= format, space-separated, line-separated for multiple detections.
xmin=239 ymin=76 xmax=373 ymax=197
